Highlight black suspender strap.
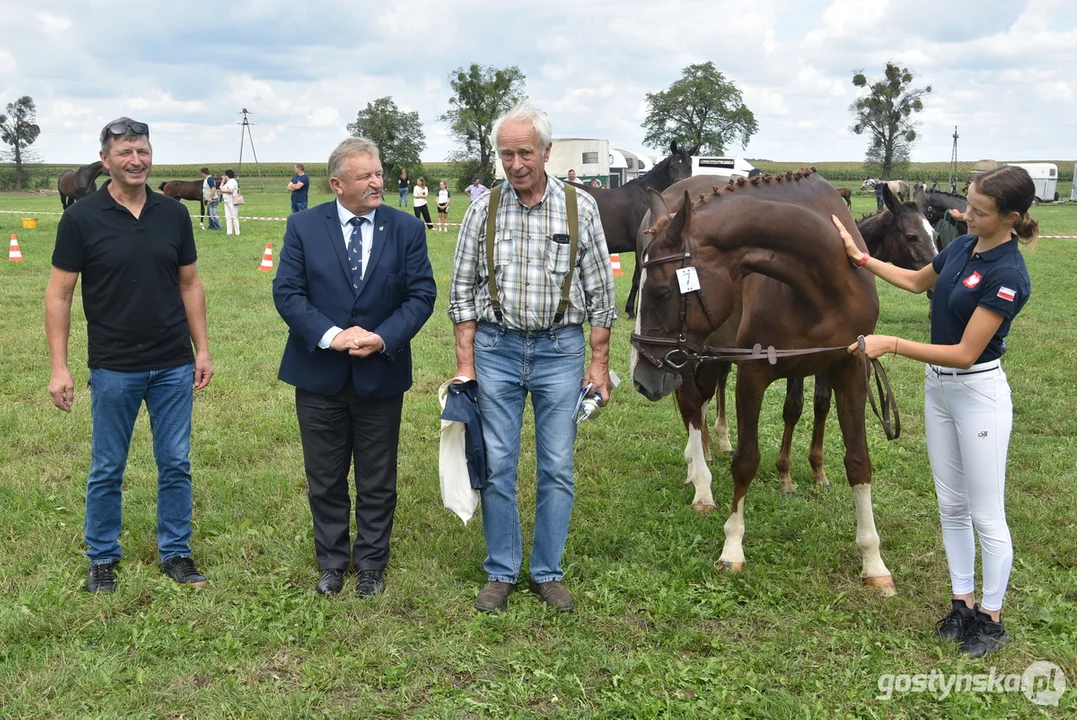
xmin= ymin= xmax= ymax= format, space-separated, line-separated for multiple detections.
xmin=483 ymin=182 xmax=578 ymax=327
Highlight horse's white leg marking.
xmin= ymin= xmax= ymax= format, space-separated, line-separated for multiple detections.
xmin=717 ymin=496 xmax=746 ymax=569
xmin=854 ymin=484 xmax=895 ymax=595
xmin=713 ymin=403 xmax=732 ymax=454
xmin=684 ymin=425 xmax=715 ymax=511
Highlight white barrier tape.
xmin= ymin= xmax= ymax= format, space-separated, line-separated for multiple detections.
xmin=0 ymin=208 xmax=467 ymax=226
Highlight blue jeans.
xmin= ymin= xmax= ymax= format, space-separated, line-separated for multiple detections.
xmin=206 ymin=199 xmax=221 ymax=229
xmin=291 ymin=198 xmax=308 ymax=214
xmin=85 ymin=363 xmax=195 ymax=564
xmin=474 ymin=322 xmax=584 ymax=584
xmin=398 ymin=187 xmax=407 ymax=206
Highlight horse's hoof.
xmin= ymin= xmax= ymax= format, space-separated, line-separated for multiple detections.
xmin=862 ymin=574 xmax=897 ymax=597
xmin=816 ymin=480 xmax=831 ymax=490
xmin=692 ymin=502 xmax=716 ymax=514
xmin=779 ymin=484 xmax=796 ymax=496
xmin=714 ymin=560 xmax=745 ymax=572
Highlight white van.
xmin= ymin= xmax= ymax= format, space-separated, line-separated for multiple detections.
xmin=1006 ymin=163 xmax=1059 ymax=203
xmin=691 ymin=156 xmax=756 ymax=179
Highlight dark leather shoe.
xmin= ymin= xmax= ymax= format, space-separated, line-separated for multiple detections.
xmin=356 ymin=569 xmax=384 ymax=598
xmin=316 ymin=568 xmax=344 ymax=596
xmin=961 ymin=607 xmax=1011 ymax=658
xmin=475 ymin=581 xmax=513 ymax=613
xmin=529 ymin=579 xmax=575 ymax=612
xmin=160 ymin=556 xmax=207 ymax=587
xmin=86 ymin=561 xmax=118 ymax=593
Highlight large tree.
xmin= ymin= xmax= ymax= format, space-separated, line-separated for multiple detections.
xmin=0 ymin=96 xmax=41 ymax=191
xmin=346 ymin=96 xmax=426 ymax=182
xmin=440 ymin=64 xmax=526 ymax=188
xmin=641 ymin=62 xmax=757 ymax=156
xmin=850 ymin=62 xmax=932 ymax=180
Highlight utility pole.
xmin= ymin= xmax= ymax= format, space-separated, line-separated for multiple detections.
xmin=237 ymin=108 xmax=265 ymax=191
xmin=948 ymin=126 xmax=959 ymax=194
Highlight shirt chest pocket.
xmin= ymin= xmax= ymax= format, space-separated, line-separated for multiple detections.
xmin=543 ymin=235 xmax=573 ymax=278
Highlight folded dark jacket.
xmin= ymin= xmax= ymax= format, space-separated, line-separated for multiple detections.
xmin=439 ymin=380 xmax=487 ymax=490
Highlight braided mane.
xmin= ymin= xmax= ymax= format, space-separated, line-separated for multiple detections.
xmin=646 ymin=167 xmax=819 ymax=235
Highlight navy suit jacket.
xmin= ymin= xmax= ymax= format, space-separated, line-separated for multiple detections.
xmin=273 ymin=200 xmax=436 ymax=398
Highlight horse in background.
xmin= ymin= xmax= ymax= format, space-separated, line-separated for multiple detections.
xmin=57 ymin=161 xmax=105 ymax=209
xmin=836 ymin=187 xmax=852 ymax=208
xmin=861 ymin=178 xmax=910 ymax=201
xmin=631 ymin=169 xmax=896 ymax=594
xmin=572 ymin=141 xmax=695 ymax=318
xmin=914 ymin=185 xmax=968 ymax=249
xmin=159 ymin=181 xmax=207 ymax=228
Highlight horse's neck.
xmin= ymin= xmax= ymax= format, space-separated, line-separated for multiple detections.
xmin=857 ymin=214 xmax=887 ymax=255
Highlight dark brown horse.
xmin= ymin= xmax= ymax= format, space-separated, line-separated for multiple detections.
xmin=914 ymin=185 xmax=968 ymax=249
xmin=159 ymin=181 xmax=206 ymax=227
xmin=631 ymin=169 xmax=895 ymax=594
xmin=57 ymin=161 xmax=105 ymax=209
xmin=572 ymin=141 xmax=694 ymax=318
xmin=836 ymin=187 xmax=852 ymax=208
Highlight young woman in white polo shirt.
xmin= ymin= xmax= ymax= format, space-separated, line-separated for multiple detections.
xmin=832 ymin=165 xmax=1037 ymax=658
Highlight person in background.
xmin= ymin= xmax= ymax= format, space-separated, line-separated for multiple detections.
xmin=201 ymin=167 xmax=220 ymax=230
xmin=412 ymin=176 xmax=433 ymax=230
xmin=45 ymin=117 xmax=213 ymax=593
xmin=565 ymin=169 xmax=579 ymax=185
xmin=436 ymin=180 xmax=451 ymax=232
xmin=273 ymin=137 xmax=436 ymax=598
xmin=834 ymin=165 xmax=1037 ymax=659
xmin=219 ymin=170 xmax=240 ymax=236
xmin=288 ymin=163 xmax=310 ymax=214
xmin=589 ymin=178 xmax=602 ymax=189
xmin=465 ymin=176 xmax=489 ymax=204
xmin=397 ymin=169 xmax=409 ymax=207
xmin=875 ymin=180 xmax=886 ymax=212
xmin=448 ymin=102 xmax=616 ymax=614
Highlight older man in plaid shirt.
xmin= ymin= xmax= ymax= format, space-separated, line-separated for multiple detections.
xmin=448 ymin=102 xmax=616 ymax=614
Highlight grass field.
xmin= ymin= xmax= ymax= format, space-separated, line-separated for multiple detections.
xmin=0 ymin=186 xmax=1074 ymax=718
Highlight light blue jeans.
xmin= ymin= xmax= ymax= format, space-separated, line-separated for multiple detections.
xmin=85 ymin=363 xmax=195 ymax=564
xmin=474 ymin=322 xmax=584 ymax=584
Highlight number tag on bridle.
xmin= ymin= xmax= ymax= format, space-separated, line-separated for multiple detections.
xmin=676 ymin=267 xmax=701 ymax=293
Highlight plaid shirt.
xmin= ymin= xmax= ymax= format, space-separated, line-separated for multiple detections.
xmin=448 ymin=176 xmax=617 ymax=330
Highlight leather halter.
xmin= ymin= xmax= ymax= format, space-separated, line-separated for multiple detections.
xmin=629 ymin=225 xmax=900 ymax=440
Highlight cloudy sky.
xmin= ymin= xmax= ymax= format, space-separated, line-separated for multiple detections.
xmin=2 ymin=0 xmax=1074 ymax=167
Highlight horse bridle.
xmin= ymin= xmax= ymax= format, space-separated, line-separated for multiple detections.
xmin=628 ymin=224 xmax=901 ymax=440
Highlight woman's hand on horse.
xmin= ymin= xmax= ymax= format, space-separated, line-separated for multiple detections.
xmin=848 ymin=334 xmax=898 ymax=360
xmin=830 ymin=215 xmax=864 ymax=262
xmin=949 ymin=208 xmax=967 ymax=222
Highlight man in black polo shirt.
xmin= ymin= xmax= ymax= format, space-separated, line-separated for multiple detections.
xmin=44 ymin=117 xmax=214 ymax=593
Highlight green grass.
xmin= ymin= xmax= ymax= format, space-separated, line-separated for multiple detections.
xmin=0 ymin=189 xmax=1074 ymax=718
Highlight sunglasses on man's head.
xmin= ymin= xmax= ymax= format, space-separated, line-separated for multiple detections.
xmin=106 ymin=120 xmax=149 ymax=136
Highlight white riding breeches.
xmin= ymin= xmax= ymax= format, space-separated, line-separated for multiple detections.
xmin=924 ymin=361 xmax=1013 ymax=612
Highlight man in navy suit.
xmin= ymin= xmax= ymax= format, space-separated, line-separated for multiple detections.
xmin=273 ymin=137 xmax=436 ymax=597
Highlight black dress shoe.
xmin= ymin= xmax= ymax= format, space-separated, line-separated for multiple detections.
xmin=356 ymin=569 xmax=384 ymax=597
xmin=317 ymin=568 xmax=344 ymax=596
xmin=86 ymin=561 xmax=118 ymax=593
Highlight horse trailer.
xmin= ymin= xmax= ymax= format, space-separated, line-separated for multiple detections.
xmin=690 ymin=156 xmax=756 ymax=180
xmin=1006 ymin=162 xmax=1059 ymax=203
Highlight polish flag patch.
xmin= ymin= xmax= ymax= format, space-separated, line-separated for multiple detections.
xmin=997 ymin=286 xmax=1016 ymax=302
xmin=963 ymin=271 xmax=983 ymax=289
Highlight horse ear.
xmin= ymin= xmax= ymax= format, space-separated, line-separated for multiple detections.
xmin=646 ymin=187 xmax=671 ymax=223
xmin=665 ymin=190 xmax=692 ymax=241
xmin=882 ymin=182 xmax=901 ymax=215
xmin=670 ymin=140 xmax=678 ymax=155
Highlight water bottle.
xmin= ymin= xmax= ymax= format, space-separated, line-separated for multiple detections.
xmin=577 ymin=371 xmax=620 ymax=423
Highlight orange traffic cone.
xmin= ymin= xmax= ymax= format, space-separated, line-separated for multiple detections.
xmin=9 ymin=234 xmax=23 ymax=262
xmin=610 ymin=253 xmax=623 ymax=276
xmin=258 ymin=243 xmax=273 ymax=272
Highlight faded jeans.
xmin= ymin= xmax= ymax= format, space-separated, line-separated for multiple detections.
xmin=85 ymin=363 xmax=195 ymax=564
xmin=206 ymin=198 xmax=221 ymax=229
xmin=473 ymin=322 xmax=584 ymax=584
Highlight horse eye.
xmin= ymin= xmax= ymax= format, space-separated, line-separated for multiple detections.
xmin=904 ymin=234 xmax=920 ymax=243
xmin=651 ymin=287 xmax=671 ymax=301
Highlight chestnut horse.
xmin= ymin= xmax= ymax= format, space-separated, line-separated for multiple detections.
xmin=571 ymin=141 xmax=694 ymax=318
xmin=159 ymin=181 xmax=206 ymax=227
xmin=57 ymin=161 xmax=105 ymax=209
xmin=631 ymin=169 xmax=895 ymax=594
xmin=835 ymin=187 xmax=852 ymax=208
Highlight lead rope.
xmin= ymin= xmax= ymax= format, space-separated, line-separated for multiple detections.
xmin=859 ymin=335 xmax=901 ymax=440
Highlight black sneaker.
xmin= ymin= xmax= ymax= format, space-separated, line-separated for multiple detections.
xmin=934 ymin=599 xmax=977 ymax=642
xmin=356 ymin=569 xmax=384 ymax=598
xmin=160 ymin=556 xmax=208 ymax=587
xmin=961 ymin=607 xmax=1011 ymax=658
xmin=86 ymin=561 xmax=118 ymax=593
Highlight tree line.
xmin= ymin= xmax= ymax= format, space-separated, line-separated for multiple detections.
xmin=3 ymin=61 xmax=935 ymax=192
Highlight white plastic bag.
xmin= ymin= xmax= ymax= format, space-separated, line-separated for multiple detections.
xmin=439 ymin=377 xmax=480 ymax=524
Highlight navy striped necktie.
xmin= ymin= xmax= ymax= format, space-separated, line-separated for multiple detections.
xmin=348 ymin=216 xmax=366 ymax=289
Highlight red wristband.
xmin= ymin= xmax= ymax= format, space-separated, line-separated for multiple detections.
xmin=853 ymin=253 xmax=870 ymax=268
